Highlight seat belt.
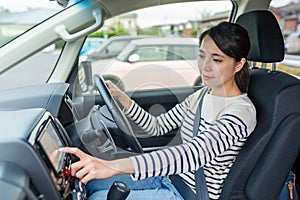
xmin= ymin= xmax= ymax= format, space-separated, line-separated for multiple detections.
xmin=193 ymin=87 xmax=210 ymax=200
xmin=169 ymin=87 xmax=210 ymax=200
xmin=169 ymin=174 xmax=196 ymax=199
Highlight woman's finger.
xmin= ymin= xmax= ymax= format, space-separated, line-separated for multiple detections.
xmin=105 ymin=80 xmax=114 ymax=90
xmin=70 ymin=160 xmax=85 ymax=177
xmin=76 ymin=166 xmax=96 ymax=184
xmin=80 ymin=171 xmax=94 ymax=184
xmin=73 ymin=164 xmax=89 ymax=181
xmin=73 ymin=157 xmax=103 ymax=183
xmin=59 ymin=147 xmax=87 ymax=160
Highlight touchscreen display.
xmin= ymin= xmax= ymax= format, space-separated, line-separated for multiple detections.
xmin=38 ymin=120 xmax=65 ymax=173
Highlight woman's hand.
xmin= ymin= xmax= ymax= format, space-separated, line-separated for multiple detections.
xmin=59 ymin=147 xmax=134 ymax=184
xmin=105 ymin=81 xmax=132 ymax=110
xmin=59 ymin=147 xmax=115 ymax=184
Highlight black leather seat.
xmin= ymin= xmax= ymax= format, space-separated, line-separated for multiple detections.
xmin=220 ymin=10 xmax=300 ymax=200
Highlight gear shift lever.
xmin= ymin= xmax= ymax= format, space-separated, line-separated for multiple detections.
xmin=107 ymin=181 xmax=130 ymax=200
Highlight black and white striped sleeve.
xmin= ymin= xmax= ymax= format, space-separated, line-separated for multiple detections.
xmin=125 ymin=99 xmax=190 ymax=136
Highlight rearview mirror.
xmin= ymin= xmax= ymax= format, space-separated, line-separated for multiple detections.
xmin=49 ymin=0 xmax=69 ymax=8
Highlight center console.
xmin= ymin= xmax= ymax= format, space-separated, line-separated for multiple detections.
xmin=34 ymin=117 xmax=86 ymax=200
xmin=0 ymin=108 xmax=86 ymax=200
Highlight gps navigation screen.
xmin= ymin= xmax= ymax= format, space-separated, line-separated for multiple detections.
xmin=38 ymin=120 xmax=64 ymax=173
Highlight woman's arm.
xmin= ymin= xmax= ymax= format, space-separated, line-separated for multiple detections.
xmin=59 ymin=147 xmax=134 ymax=184
xmin=106 ymin=80 xmax=190 ymax=137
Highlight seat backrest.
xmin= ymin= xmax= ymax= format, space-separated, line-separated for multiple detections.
xmin=220 ymin=10 xmax=300 ymax=200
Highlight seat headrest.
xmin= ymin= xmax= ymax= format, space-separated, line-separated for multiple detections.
xmin=236 ymin=10 xmax=284 ymax=63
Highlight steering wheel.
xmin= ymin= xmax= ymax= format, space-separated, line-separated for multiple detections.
xmin=93 ymin=74 xmax=143 ymax=153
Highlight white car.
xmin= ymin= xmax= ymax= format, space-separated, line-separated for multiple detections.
xmin=85 ymin=35 xmax=153 ymax=60
xmin=92 ymin=37 xmax=200 ymax=91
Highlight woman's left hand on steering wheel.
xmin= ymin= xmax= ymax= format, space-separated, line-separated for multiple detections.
xmin=105 ymin=80 xmax=132 ymax=110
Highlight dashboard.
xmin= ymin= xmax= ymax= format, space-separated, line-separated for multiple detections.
xmin=0 ymin=83 xmax=87 ymax=200
xmin=0 ymin=82 xmax=134 ymax=200
xmin=0 ymin=108 xmax=85 ymax=200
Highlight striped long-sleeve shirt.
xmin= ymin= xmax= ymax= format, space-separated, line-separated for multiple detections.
xmin=126 ymin=87 xmax=256 ymax=199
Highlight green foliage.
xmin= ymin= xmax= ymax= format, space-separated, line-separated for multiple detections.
xmin=88 ymin=31 xmax=104 ymax=38
xmin=137 ymin=26 xmax=160 ymax=36
xmin=88 ymin=27 xmax=129 ymax=38
xmin=55 ymin=40 xmax=65 ymax=49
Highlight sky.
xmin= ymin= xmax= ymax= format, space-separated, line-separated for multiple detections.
xmin=270 ymin=0 xmax=297 ymax=7
xmin=0 ymin=0 xmax=64 ymax=11
xmin=0 ymin=0 xmax=296 ymax=11
xmin=0 ymin=0 xmax=297 ymax=28
xmin=130 ymin=1 xmax=233 ymax=28
xmin=0 ymin=1 xmax=232 ymax=28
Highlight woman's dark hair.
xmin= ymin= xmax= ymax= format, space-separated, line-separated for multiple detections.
xmin=199 ymin=22 xmax=251 ymax=93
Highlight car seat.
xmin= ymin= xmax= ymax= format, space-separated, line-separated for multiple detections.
xmin=220 ymin=10 xmax=300 ymax=200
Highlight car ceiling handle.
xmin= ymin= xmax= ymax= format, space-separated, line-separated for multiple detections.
xmin=55 ymin=9 xmax=102 ymax=42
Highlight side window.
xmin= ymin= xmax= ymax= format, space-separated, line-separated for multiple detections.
xmin=165 ymin=46 xmax=185 ymax=61
xmin=133 ymin=46 xmax=168 ymax=61
xmin=104 ymin=40 xmax=129 ymax=53
xmin=172 ymin=45 xmax=198 ymax=60
xmin=77 ymin=1 xmax=234 ymax=92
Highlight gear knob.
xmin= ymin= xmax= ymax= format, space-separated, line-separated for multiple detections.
xmin=107 ymin=181 xmax=130 ymax=200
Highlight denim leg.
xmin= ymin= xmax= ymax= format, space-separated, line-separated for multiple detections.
xmin=89 ymin=188 xmax=181 ymax=200
xmin=86 ymin=174 xmax=164 ymax=196
xmin=161 ymin=176 xmax=184 ymax=200
xmin=87 ymin=176 xmax=184 ymax=200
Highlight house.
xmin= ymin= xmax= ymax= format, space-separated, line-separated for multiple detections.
xmin=103 ymin=13 xmax=138 ymax=36
xmin=270 ymin=2 xmax=300 ymax=36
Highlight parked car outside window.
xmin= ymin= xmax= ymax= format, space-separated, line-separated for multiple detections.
xmin=91 ymin=37 xmax=200 ymax=91
xmin=82 ymin=35 xmax=153 ymax=61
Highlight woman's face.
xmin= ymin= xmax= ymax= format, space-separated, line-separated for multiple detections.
xmin=198 ymin=35 xmax=243 ymax=94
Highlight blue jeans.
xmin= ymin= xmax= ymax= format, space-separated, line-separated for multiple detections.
xmin=86 ymin=175 xmax=184 ymax=200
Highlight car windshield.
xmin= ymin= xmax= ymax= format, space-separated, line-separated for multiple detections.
xmin=0 ymin=0 xmax=299 ymax=92
xmin=84 ymin=1 xmax=234 ymax=91
xmin=0 ymin=0 xmax=68 ymax=46
xmin=0 ymin=0 xmax=233 ymax=92
xmin=0 ymin=0 xmax=78 ymax=91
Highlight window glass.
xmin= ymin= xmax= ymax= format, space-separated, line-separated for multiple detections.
xmin=265 ymin=0 xmax=300 ymax=79
xmin=0 ymin=0 xmax=70 ymax=47
xmin=105 ymin=40 xmax=131 ymax=53
xmin=134 ymin=46 xmax=169 ymax=61
xmin=0 ymin=0 xmax=74 ymax=91
xmin=79 ymin=1 xmax=233 ymax=92
xmin=0 ymin=42 xmax=63 ymax=91
xmin=171 ymin=45 xmax=198 ymax=60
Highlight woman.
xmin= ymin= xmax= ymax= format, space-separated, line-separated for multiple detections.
xmin=60 ymin=22 xmax=256 ymax=200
